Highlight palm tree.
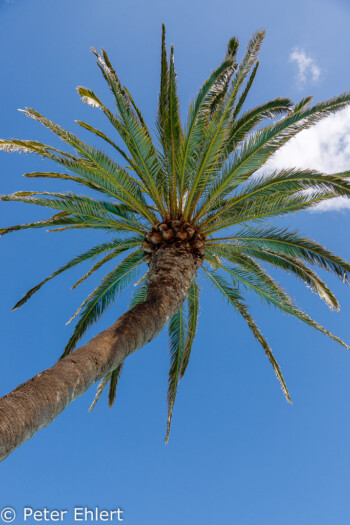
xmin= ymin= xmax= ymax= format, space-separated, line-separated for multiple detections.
xmin=1 ymin=26 xmax=350 ymax=462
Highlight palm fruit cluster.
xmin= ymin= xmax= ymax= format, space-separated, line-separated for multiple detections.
xmin=143 ymin=220 xmax=206 ymax=258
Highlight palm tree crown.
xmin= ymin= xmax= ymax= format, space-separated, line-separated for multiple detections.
xmin=2 ymin=26 xmax=350 ymax=442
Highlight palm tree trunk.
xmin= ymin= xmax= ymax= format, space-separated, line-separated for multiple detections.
xmin=0 ymin=245 xmax=201 ymax=462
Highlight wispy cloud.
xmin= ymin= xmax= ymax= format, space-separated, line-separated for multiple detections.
xmin=290 ymin=48 xmax=321 ymax=86
xmin=266 ymin=107 xmax=350 ymax=212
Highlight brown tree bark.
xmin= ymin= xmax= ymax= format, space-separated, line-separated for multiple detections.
xmin=0 ymin=245 xmax=201 ymax=462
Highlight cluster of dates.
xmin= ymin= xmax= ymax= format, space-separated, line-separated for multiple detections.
xmin=143 ymin=220 xmax=206 ymax=258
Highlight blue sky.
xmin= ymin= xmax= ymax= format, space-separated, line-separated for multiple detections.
xmin=1 ymin=0 xmax=350 ymax=524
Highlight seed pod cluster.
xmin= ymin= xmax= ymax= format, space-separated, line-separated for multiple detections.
xmin=143 ymin=220 xmax=205 ymax=258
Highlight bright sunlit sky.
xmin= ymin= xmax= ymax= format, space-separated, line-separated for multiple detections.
xmin=1 ymin=1 xmax=350 ymax=524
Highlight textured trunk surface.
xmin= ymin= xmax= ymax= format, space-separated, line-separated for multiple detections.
xmin=0 ymin=245 xmax=200 ymax=462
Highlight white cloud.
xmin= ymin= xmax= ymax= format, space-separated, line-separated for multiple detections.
xmin=290 ymin=48 xmax=321 ymax=86
xmin=265 ymin=106 xmax=350 ymax=212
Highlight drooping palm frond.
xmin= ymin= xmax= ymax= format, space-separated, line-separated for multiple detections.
xmin=12 ymin=236 xmax=143 ymax=310
xmin=166 ymin=306 xmax=187 ymax=443
xmin=63 ymin=249 xmax=145 ymax=356
xmin=204 ymin=253 xmax=350 ymax=350
xmin=210 ymin=243 xmax=339 ymax=310
xmin=180 ymin=282 xmax=200 ymax=378
xmin=165 ymin=280 xmax=200 ymax=442
xmin=71 ymin=246 xmax=134 ymax=290
xmin=2 ymin=27 xmax=350 ymax=441
xmin=203 ymin=267 xmax=291 ymax=402
xmin=208 ymin=225 xmax=350 ymax=282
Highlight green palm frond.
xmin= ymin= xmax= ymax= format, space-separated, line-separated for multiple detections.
xmin=18 ymin=108 xmax=156 ymax=221
xmin=156 ymin=41 xmax=184 ymax=216
xmin=227 ymin=169 xmax=350 ymax=207
xmin=1 ymin=191 xmax=146 ymax=234
xmin=129 ymin=275 xmax=149 ymax=308
xmin=208 ymin=37 xmax=239 ymax=116
xmin=1 ymin=138 xmax=154 ymax=221
xmin=196 ymin=93 xmax=350 ymax=220
xmin=211 ymin=243 xmax=339 ymax=310
xmin=91 ymin=48 xmax=167 ymax=216
xmin=212 ymin=257 xmax=350 ymax=350
xmin=182 ymin=30 xmax=266 ymax=220
xmin=12 ymin=236 xmax=142 ymax=310
xmin=225 ymin=97 xmax=293 ymax=154
xmin=179 ymin=42 xmax=237 ymax=202
xmin=23 ymin=169 xmax=146 ymax=198
xmin=181 ymin=282 xmax=200 ymax=378
xmin=166 ymin=306 xmax=187 ymax=443
xmin=292 ymin=96 xmax=313 ymax=113
xmin=203 ymin=267 xmax=291 ymax=402
xmin=165 ymin=281 xmax=200 ymax=442
xmin=231 ymin=61 xmax=259 ymax=120
xmin=75 ymin=120 xmax=134 ymax=166
xmin=167 ymin=45 xmax=183 ymax=216
xmin=123 ymin=86 xmax=153 ymax=141
xmin=201 ymin=191 xmax=338 ymax=231
xmin=63 ymin=250 xmax=145 ymax=356
xmin=209 ymin=225 xmax=350 ymax=282
xmin=156 ymin=25 xmax=169 ymax=162
xmin=76 ymin=86 xmax=132 ymax=154
xmin=0 ymin=212 xmax=75 ymax=237
xmin=71 ymin=248 xmax=130 ymax=290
